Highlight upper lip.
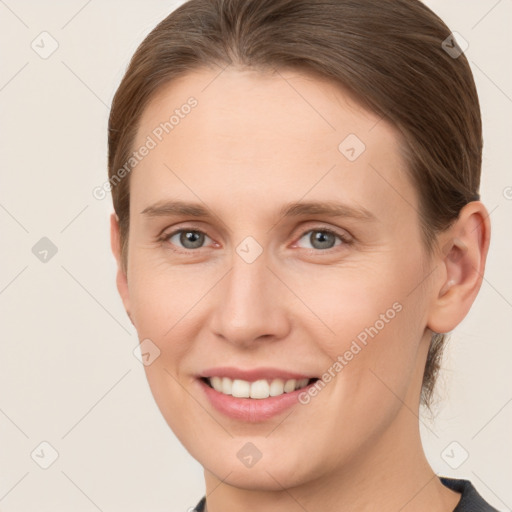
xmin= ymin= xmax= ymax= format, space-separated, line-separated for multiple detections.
xmin=198 ymin=366 xmax=317 ymax=382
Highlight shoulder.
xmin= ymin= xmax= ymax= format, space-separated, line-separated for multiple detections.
xmin=440 ymin=476 xmax=501 ymax=511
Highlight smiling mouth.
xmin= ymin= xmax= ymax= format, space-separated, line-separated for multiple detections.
xmin=200 ymin=376 xmax=319 ymax=399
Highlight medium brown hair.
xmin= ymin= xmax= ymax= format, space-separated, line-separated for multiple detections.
xmin=108 ymin=0 xmax=482 ymax=408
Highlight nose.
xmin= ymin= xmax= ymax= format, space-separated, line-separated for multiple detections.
xmin=208 ymin=250 xmax=292 ymax=348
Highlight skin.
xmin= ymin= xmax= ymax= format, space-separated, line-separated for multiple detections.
xmin=111 ymin=67 xmax=490 ymax=512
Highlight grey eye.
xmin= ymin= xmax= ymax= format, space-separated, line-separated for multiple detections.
xmin=297 ymin=230 xmax=342 ymax=250
xmin=168 ymin=230 xmax=211 ymax=249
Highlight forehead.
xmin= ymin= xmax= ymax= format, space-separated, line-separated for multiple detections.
xmin=130 ymin=67 xmax=417 ymax=224
xmin=136 ymin=66 xmax=396 ymax=155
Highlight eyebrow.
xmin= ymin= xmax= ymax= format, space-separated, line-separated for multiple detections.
xmin=140 ymin=199 xmax=376 ymax=222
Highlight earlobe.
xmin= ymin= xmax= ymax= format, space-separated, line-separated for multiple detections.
xmin=427 ymin=202 xmax=491 ymax=334
xmin=110 ymin=213 xmax=132 ymax=322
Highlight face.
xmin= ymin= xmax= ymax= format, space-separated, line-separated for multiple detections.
xmin=116 ymin=67 xmax=438 ymax=490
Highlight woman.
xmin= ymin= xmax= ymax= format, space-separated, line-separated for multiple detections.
xmin=107 ymin=0 xmax=498 ymax=510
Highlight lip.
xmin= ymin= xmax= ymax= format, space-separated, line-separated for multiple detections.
xmin=196 ymin=367 xmax=319 ymax=422
xmin=198 ymin=366 xmax=315 ymax=382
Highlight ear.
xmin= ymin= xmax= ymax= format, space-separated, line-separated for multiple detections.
xmin=110 ymin=213 xmax=132 ymax=324
xmin=427 ymin=201 xmax=491 ymax=334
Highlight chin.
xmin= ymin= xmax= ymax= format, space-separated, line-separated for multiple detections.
xmin=211 ymin=462 xmax=310 ymax=491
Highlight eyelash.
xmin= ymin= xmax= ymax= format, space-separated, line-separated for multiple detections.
xmin=158 ymin=225 xmax=353 ymax=254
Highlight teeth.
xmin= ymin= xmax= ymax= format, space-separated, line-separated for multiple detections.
xmin=249 ymin=379 xmax=269 ymax=399
xmin=232 ymin=379 xmax=250 ymax=398
xmin=210 ymin=376 xmax=223 ymax=392
xmin=221 ymin=376 xmax=232 ymax=395
xmin=206 ymin=376 xmax=311 ymax=399
xmin=284 ymin=379 xmax=296 ymax=393
xmin=269 ymin=378 xmax=285 ymax=396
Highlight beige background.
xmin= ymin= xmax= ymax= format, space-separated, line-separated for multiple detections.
xmin=0 ymin=1 xmax=511 ymax=510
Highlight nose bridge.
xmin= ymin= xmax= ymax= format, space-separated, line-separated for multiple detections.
xmin=210 ymin=244 xmax=289 ymax=345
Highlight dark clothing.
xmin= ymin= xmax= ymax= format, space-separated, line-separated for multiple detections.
xmin=193 ymin=496 xmax=206 ymax=512
xmin=192 ymin=477 xmax=500 ymax=511
xmin=441 ymin=477 xmax=500 ymax=511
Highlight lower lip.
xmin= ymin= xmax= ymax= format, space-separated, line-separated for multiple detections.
xmin=197 ymin=378 xmax=316 ymax=422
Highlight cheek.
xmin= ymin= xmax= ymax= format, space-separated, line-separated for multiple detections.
xmin=291 ymin=254 xmax=429 ymax=398
xmin=127 ymin=260 xmax=200 ymax=434
xmin=126 ymin=258 xmax=211 ymax=415
xmin=280 ymin=256 xmax=422 ymax=346
xmin=127 ymin=251 xmax=211 ymax=336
